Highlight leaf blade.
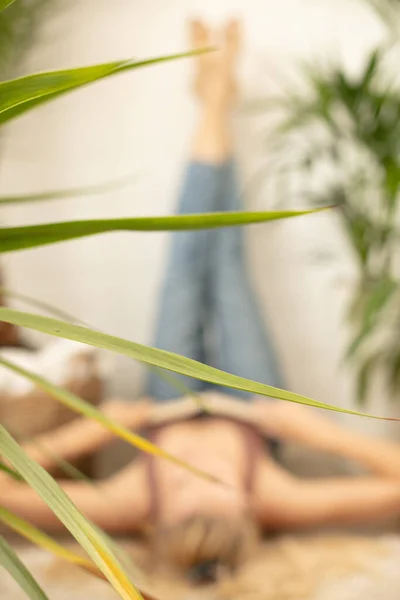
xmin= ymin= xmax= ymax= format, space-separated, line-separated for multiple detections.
xmin=0 ymin=287 xmax=89 ymax=326
xmin=0 ymin=535 xmax=49 ymax=600
xmin=0 ymin=208 xmax=329 ymax=253
xmin=0 ymin=174 xmax=137 ymax=205
xmin=0 ymin=307 xmax=396 ymax=421
xmin=0 ymin=507 xmax=158 ymax=600
xmin=0 ymin=506 xmax=99 ymax=576
xmin=0 ymin=357 xmax=222 ymax=483
xmin=0 ymin=0 xmax=16 ymax=11
xmin=0 ymin=427 xmax=144 ymax=600
xmin=347 ymin=279 xmax=398 ymax=358
xmin=0 ymin=288 xmax=203 ymax=408
xmin=0 ymin=50 xmax=210 ymax=125
xmin=0 ymin=460 xmax=22 ymax=481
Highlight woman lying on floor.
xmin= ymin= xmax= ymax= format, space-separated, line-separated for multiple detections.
xmin=2 ymin=20 xmax=400 ymax=586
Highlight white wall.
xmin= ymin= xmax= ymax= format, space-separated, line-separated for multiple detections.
xmin=1 ymin=0 xmax=396 ymax=437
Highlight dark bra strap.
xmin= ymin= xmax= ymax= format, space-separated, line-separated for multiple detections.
xmin=146 ymin=427 xmax=161 ymax=524
xmin=238 ymin=420 xmax=264 ymax=493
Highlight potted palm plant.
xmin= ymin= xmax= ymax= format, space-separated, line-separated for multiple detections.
xmin=253 ymin=0 xmax=400 ymax=402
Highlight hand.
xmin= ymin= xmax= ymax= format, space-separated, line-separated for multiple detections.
xmin=203 ymin=395 xmax=319 ymax=440
xmin=103 ymin=399 xmax=151 ymax=430
xmin=146 ymin=397 xmax=200 ymax=426
xmin=202 ymin=391 xmax=256 ymax=422
xmin=147 ymin=392 xmax=254 ymax=425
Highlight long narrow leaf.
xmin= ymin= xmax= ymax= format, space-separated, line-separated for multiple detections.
xmin=0 ymin=427 xmax=143 ymax=600
xmin=0 ymin=460 xmax=22 ymax=481
xmin=0 ymin=508 xmax=158 ymax=600
xmin=0 ymin=307 xmax=396 ymax=420
xmin=0 ymin=50 xmax=210 ymax=126
xmin=0 ymin=287 xmax=89 ymax=326
xmin=0 ymin=506 xmax=111 ymax=579
xmin=0 ymin=357 xmax=221 ymax=483
xmin=150 ymin=365 xmax=207 ymax=409
xmin=0 ymin=208 xmax=328 ymax=253
xmin=347 ymin=279 xmax=398 ymax=359
xmin=0 ymin=288 xmax=205 ymax=408
xmin=0 ymin=174 xmax=137 ymax=205
xmin=0 ymin=535 xmax=49 ymax=600
xmin=22 ymin=436 xmax=94 ymax=484
xmin=0 ymin=0 xmax=16 ymax=11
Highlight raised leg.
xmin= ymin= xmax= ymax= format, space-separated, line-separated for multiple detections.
xmin=207 ymin=24 xmax=284 ymax=399
xmin=146 ymin=21 xmax=235 ymax=400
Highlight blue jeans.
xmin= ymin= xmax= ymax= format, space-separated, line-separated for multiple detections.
xmin=146 ymin=160 xmax=284 ymax=401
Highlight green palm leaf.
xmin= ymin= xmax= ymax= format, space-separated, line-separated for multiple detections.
xmin=0 ymin=208 xmax=328 ymax=253
xmin=0 ymin=506 xmax=104 ymax=576
xmin=0 ymin=307 xmax=395 ymax=420
xmin=0 ymin=507 xmax=158 ymax=600
xmin=0 ymin=535 xmax=49 ymax=600
xmin=0 ymin=287 xmax=89 ymax=326
xmin=0 ymin=0 xmax=16 ymax=12
xmin=0 ymin=459 xmax=22 ymax=480
xmin=22 ymin=436 xmax=94 ymax=484
xmin=0 ymin=356 xmax=220 ymax=482
xmin=0 ymin=174 xmax=137 ymax=205
xmin=0 ymin=287 xmax=204 ymax=408
xmin=0 ymin=50 xmax=209 ymax=126
xmin=0 ymin=426 xmax=144 ymax=600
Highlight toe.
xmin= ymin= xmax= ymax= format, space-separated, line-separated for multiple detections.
xmin=224 ymin=18 xmax=241 ymax=57
xmin=189 ymin=19 xmax=211 ymax=50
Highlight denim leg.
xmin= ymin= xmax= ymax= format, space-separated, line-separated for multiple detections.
xmin=146 ymin=162 xmax=224 ymax=401
xmin=209 ymin=160 xmax=285 ymax=400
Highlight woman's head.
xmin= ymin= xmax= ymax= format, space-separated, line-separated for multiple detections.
xmin=152 ymin=514 xmax=259 ymax=585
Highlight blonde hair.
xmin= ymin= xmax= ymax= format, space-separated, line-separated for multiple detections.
xmin=151 ymin=515 xmax=259 ymax=584
xmin=42 ymin=534 xmax=391 ymax=600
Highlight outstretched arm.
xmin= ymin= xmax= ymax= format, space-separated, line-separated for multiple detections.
xmin=0 ymin=460 xmax=148 ymax=533
xmin=18 ymin=399 xmax=151 ymax=474
xmin=253 ymin=401 xmax=400 ymax=530
xmin=2 ymin=394 xmax=202 ymax=478
xmin=255 ymin=460 xmax=400 ymax=530
xmin=0 ymin=396 xmax=202 ymax=532
xmin=254 ymin=400 xmax=400 ymax=479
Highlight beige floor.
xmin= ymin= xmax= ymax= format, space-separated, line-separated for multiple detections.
xmin=2 ymin=534 xmax=400 ymax=600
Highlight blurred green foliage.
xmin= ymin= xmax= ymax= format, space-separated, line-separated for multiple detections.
xmin=0 ymin=0 xmax=53 ymax=80
xmin=257 ymin=0 xmax=400 ymax=402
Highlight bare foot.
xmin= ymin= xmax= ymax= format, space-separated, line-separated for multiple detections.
xmin=190 ymin=19 xmax=241 ymax=111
